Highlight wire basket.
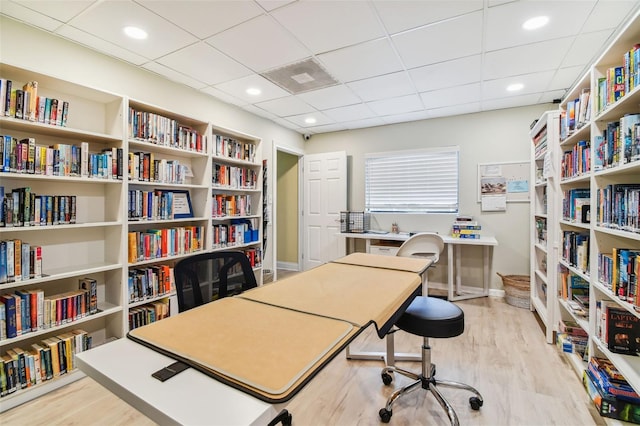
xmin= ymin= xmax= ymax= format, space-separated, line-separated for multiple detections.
xmin=497 ymin=273 xmax=530 ymax=309
xmin=340 ymin=211 xmax=370 ymax=233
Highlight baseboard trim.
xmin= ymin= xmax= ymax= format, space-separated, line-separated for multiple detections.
xmin=277 ymin=261 xmax=299 ymax=271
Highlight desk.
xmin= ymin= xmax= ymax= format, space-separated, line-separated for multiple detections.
xmin=77 ymin=253 xmax=430 ymax=425
xmin=339 ymin=232 xmax=498 ymax=301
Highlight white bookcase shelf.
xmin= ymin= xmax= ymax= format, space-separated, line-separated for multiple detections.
xmin=0 ymin=64 xmax=264 ymax=409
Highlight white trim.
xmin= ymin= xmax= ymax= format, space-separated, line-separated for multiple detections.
xmin=277 ymin=261 xmax=299 ymax=271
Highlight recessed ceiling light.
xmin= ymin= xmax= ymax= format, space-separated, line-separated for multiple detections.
xmin=522 ymin=16 xmax=549 ymax=30
xmin=507 ymin=83 xmax=524 ymax=92
xmin=123 ymin=26 xmax=148 ymax=40
xmin=246 ymin=87 xmax=261 ymax=96
xmin=305 ymin=117 xmax=317 ymax=124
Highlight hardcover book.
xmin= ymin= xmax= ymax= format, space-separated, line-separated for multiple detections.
xmin=607 ymin=306 xmax=640 ymax=355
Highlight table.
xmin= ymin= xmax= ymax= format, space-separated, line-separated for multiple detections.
xmin=76 ymin=253 xmax=431 ymax=425
xmin=339 ymin=232 xmax=498 ymax=301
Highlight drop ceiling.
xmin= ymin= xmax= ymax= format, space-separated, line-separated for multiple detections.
xmin=2 ymin=0 xmax=639 ymax=135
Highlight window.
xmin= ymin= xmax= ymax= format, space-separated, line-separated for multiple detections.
xmin=365 ymin=146 xmax=459 ymax=214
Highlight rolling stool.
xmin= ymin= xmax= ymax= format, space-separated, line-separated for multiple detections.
xmin=379 ymin=296 xmax=483 ymax=425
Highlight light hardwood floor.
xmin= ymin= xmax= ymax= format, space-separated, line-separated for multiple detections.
xmin=0 ymin=296 xmax=603 ymax=426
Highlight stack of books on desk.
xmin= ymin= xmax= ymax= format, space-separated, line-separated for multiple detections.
xmin=451 ymin=216 xmax=481 ymax=239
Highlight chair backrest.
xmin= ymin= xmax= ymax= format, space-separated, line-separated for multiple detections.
xmin=174 ymin=251 xmax=257 ymax=312
xmin=396 ymin=232 xmax=445 ymax=264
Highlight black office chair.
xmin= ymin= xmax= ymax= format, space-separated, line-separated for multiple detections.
xmin=380 ymin=235 xmax=483 ymax=425
xmin=173 ymin=251 xmax=257 ymax=312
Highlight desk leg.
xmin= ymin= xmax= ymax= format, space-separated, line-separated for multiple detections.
xmin=483 ymin=245 xmax=491 ymax=296
xmin=455 ymin=244 xmax=462 ymax=295
xmin=447 ymin=243 xmax=454 ymax=301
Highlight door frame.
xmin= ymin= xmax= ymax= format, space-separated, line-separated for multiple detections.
xmin=274 ymin=143 xmax=304 ymax=281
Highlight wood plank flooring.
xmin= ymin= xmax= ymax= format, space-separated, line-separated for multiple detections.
xmin=0 ymin=296 xmax=604 ymax=425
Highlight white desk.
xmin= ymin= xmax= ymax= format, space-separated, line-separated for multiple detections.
xmin=339 ymin=232 xmax=498 ymax=301
xmin=76 ymin=338 xmax=282 ymax=426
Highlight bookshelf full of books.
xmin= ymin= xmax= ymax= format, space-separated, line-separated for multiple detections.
xmin=0 ymin=63 xmax=126 ymax=409
xmin=211 ymin=129 xmax=263 ymax=279
xmin=546 ymin=8 xmax=640 ymax=422
xmin=0 ymin=64 xmax=266 ymax=410
xmin=530 ymin=110 xmax=560 ymax=344
xmin=125 ymin=100 xmax=212 ymax=333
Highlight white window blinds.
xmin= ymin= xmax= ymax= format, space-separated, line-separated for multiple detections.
xmin=365 ymin=147 xmax=459 ymax=213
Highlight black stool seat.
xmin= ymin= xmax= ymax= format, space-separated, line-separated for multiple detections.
xmin=396 ymin=296 xmax=464 ymax=338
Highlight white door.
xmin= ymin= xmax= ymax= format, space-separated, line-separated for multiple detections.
xmin=303 ymin=151 xmax=347 ymax=270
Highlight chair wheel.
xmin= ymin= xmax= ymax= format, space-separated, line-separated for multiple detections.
xmin=381 ymin=372 xmax=393 ymax=385
xmin=469 ymin=396 xmax=483 ymax=410
xmin=379 ymin=408 xmax=392 ymax=423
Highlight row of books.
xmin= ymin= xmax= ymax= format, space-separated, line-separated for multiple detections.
xmin=212 ymin=162 xmax=258 ymax=189
xmin=0 ymin=239 xmax=42 ymax=284
xmin=561 ymin=188 xmax=590 ymax=223
xmin=1 ymin=329 xmax=91 ymax=398
xmin=128 ymin=189 xmax=185 ymax=221
xmin=560 ymin=88 xmax=591 ymax=140
xmin=2 ymin=187 xmax=77 ymax=228
xmin=1 ymin=136 xmax=124 ymax=179
xmin=560 ymin=139 xmax=590 ymax=179
xmin=128 ymin=107 xmax=205 ymax=153
xmin=212 ymin=221 xmax=259 ymax=249
xmin=559 ymin=270 xmax=589 ymax=304
xmin=531 ymin=125 xmax=547 ymax=158
xmin=594 ymin=115 xmax=640 ymax=170
xmin=212 ymin=194 xmax=253 ymax=218
xmin=598 ymin=248 xmax=640 ymax=305
xmin=596 ymin=299 xmax=640 ymax=355
xmin=128 ymin=151 xmax=188 ymax=184
xmin=450 ymin=219 xmax=481 ymax=239
xmin=562 ymin=230 xmax=590 ymax=274
xmin=596 ymin=183 xmax=640 ymax=233
xmin=584 ymin=364 xmax=640 ymax=423
xmin=557 ymin=331 xmax=587 ymax=358
xmin=0 ymin=79 xmax=69 ymax=127
xmin=242 ymin=247 xmax=262 ymax=268
xmin=535 ymin=217 xmax=547 ymax=245
xmin=128 ymin=265 xmax=174 ymax=304
xmin=0 ymin=278 xmax=97 ymax=340
xmin=127 ymin=226 xmax=205 ymax=264
xmin=595 ymin=42 xmax=640 ymax=115
xmin=214 ymin=134 xmax=256 ymax=163
xmin=128 ymin=299 xmax=170 ymax=331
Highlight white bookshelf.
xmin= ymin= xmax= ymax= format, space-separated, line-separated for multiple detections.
xmin=0 ymin=64 xmax=265 ymax=409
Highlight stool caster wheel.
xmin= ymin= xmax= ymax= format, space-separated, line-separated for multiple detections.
xmin=379 ymin=408 xmax=392 ymax=423
xmin=469 ymin=396 xmax=483 ymax=410
xmin=381 ymin=372 xmax=393 ymax=386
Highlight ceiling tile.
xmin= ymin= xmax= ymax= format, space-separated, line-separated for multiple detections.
xmin=373 ymin=0 xmax=483 ymax=34
xmin=409 ymin=55 xmax=482 ymax=92
xmin=137 ymin=0 xmax=263 ymax=39
xmin=305 ymin=123 xmax=349 ymax=133
xmin=143 ymin=61 xmax=207 ymax=90
xmin=322 ymin=103 xmax=376 ymax=123
xmin=482 ymin=71 xmax=555 ymax=100
xmin=345 ymin=117 xmax=387 ymax=130
xmin=1 ymin=1 xmax=66 ymax=31
xmin=11 ymin=0 xmax=96 ymax=22
xmin=392 ymin=11 xmax=483 ymax=69
xmin=420 ymin=83 xmax=481 ymax=109
xmin=562 ymin=29 xmax=612 ymax=68
xmin=56 ymin=24 xmax=150 ymax=65
xmin=366 ymin=94 xmax=423 ymax=116
xmin=206 ymin=14 xmax=311 ymax=72
xmin=200 ymin=86 xmax=248 ymax=107
xmin=67 ymin=0 xmax=198 ymax=60
xmin=317 ymin=38 xmax=403 ymax=82
xmin=297 ymin=84 xmax=362 ymax=110
xmin=273 ymin=117 xmax=302 ymax=131
xmin=271 ymin=0 xmax=385 ymax=54
xmin=539 ymin=90 xmax=565 ymax=104
xmin=214 ymin=74 xmax=290 ymax=103
xmin=242 ymin=104 xmax=280 ymax=121
xmin=429 ymin=102 xmax=480 ymax=118
xmin=285 ymin=111 xmax=334 ymax=128
xmin=482 ymin=93 xmax=543 ymax=111
xmin=485 ymin=1 xmax=595 ymax=52
xmin=255 ymin=1 xmax=296 ymax=12
xmin=156 ymin=42 xmax=251 ymax=86
xmin=347 ymin=71 xmax=415 ymax=102
xmin=382 ymin=110 xmax=432 ymax=125
xmin=483 ymin=38 xmax=574 ymax=80
xmin=548 ymin=65 xmax=586 ymax=91
xmin=254 ymin=95 xmax=316 ymax=117
xmin=582 ymin=0 xmax=638 ymax=33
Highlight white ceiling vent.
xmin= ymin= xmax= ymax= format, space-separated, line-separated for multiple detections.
xmin=261 ymin=58 xmax=338 ymax=94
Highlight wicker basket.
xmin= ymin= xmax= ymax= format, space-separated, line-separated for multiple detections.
xmin=498 ymin=273 xmax=530 ymax=309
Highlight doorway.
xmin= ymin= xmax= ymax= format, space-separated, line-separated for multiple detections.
xmin=276 ymin=148 xmax=302 ymax=275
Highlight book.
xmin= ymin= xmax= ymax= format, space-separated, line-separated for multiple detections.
xmin=621 ymin=114 xmax=640 ymax=164
xmin=0 ymin=294 xmax=17 ymax=338
xmin=607 ymin=306 xmax=640 ymax=355
xmin=79 ymin=278 xmax=98 ymax=314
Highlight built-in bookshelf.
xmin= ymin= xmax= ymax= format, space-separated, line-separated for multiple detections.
xmin=0 ymin=63 xmax=126 ymax=410
xmin=530 ymin=110 xmax=560 ymax=344
xmin=0 ymin=64 xmax=264 ymax=410
xmin=542 ymin=8 xmax=640 ymax=417
xmin=211 ymin=129 xmax=263 ymax=281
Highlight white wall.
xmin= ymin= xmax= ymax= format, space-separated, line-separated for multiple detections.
xmin=0 ymin=16 xmax=306 ymax=274
xmin=304 ymin=104 xmax=552 ymax=290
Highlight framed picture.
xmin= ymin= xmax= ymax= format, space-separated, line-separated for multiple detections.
xmin=170 ymin=190 xmax=193 ymax=219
